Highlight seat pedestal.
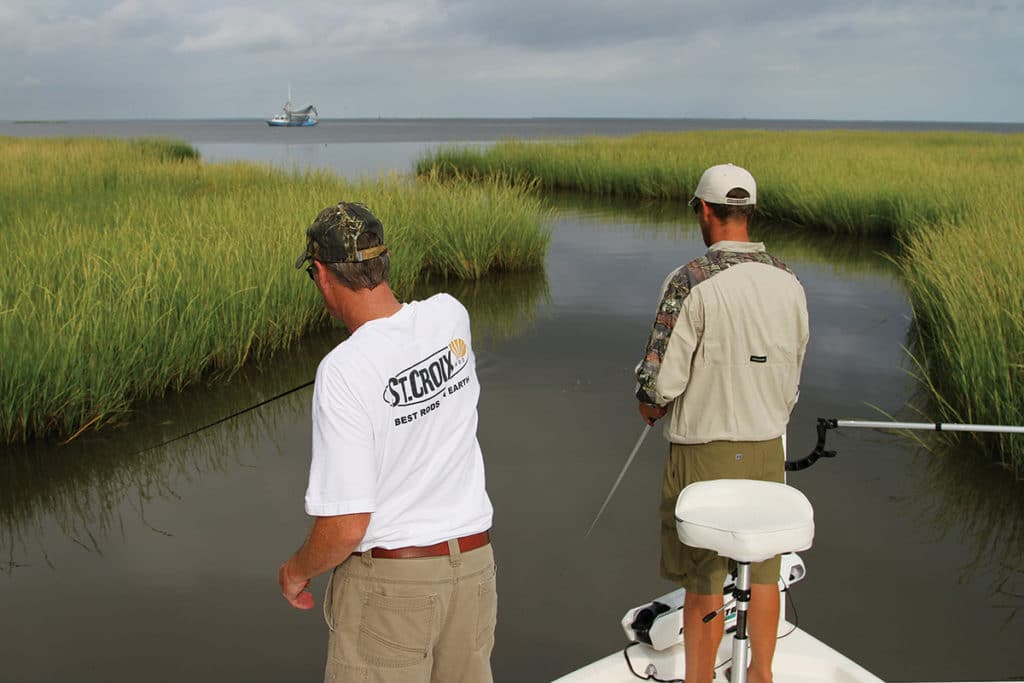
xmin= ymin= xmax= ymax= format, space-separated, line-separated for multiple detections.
xmin=675 ymin=479 xmax=815 ymax=683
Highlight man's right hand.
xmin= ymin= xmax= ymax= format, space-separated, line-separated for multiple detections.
xmin=638 ymin=402 xmax=667 ymax=425
xmin=279 ymin=561 xmax=315 ymax=610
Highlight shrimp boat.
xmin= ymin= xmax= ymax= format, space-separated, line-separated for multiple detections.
xmin=267 ymin=85 xmax=318 ymax=127
xmin=556 ymin=418 xmax=1024 ymax=683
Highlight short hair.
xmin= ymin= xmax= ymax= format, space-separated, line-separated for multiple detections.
xmin=322 ymin=231 xmax=390 ymax=290
xmin=706 ymin=188 xmax=756 ymax=222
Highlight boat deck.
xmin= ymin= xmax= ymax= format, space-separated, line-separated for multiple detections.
xmin=551 ymin=621 xmax=1001 ymax=683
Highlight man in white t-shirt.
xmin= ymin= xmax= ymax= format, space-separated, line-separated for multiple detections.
xmin=279 ymin=201 xmax=497 ymax=682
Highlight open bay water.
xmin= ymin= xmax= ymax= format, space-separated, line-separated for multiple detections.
xmin=1 ymin=119 xmax=1023 ymax=682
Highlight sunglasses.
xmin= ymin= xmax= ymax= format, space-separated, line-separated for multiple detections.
xmin=306 ymin=263 xmax=316 ymax=281
xmin=689 ymin=197 xmax=702 ymax=215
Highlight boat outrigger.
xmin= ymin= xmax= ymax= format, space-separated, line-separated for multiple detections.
xmin=560 ymin=418 xmax=1023 ymax=683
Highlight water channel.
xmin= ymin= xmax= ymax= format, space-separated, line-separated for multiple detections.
xmin=1 ymin=123 xmax=1022 ymax=682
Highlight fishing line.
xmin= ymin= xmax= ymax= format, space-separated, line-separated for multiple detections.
xmin=115 ymin=378 xmax=314 ymax=459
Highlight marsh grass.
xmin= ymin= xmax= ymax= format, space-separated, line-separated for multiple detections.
xmin=899 ymin=201 xmax=1024 ymax=474
xmin=419 ymin=130 xmax=1022 ymax=238
xmin=420 ymin=131 xmax=1024 ymax=475
xmin=0 ymin=137 xmax=551 ymax=443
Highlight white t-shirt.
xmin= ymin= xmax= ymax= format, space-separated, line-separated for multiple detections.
xmin=304 ymin=293 xmax=493 ymax=551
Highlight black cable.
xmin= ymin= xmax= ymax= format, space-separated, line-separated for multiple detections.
xmin=781 ymin=586 xmax=799 ymax=638
xmin=623 ymin=642 xmax=685 ymax=682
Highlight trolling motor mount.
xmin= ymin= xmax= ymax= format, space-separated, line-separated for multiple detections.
xmin=784 ymin=418 xmax=838 ymax=472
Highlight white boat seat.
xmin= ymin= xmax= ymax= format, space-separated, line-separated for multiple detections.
xmin=675 ymin=480 xmax=814 ymax=563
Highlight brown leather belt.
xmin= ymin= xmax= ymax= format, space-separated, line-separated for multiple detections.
xmin=352 ymin=530 xmax=490 ymax=559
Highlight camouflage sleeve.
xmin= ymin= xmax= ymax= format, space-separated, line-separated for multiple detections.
xmin=635 ymin=266 xmax=695 ymax=405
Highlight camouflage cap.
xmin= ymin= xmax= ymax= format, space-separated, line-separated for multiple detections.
xmin=294 ymin=201 xmax=388 ymax=268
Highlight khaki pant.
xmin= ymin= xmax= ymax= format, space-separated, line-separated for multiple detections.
xmin=660 ymin=439 xmax=785 ymax=594
xmin=323 ymin=542 xmax=497 ymax=683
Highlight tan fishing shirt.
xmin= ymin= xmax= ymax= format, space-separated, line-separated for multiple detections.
xmin=636 ymin=240 xmax=809 ymax=444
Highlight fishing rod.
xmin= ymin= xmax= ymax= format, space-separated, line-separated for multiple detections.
xmin=784 ymin=417 xmax=1024 ymax=471
xmin=586 ymin=415 xmax=1024 ymax=534
xmin=585 ymin=423 xmax=652 ymax=537
xmin=102 ymin=378 xmax=315 ymax=459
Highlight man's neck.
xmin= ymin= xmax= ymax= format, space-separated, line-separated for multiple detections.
xmin=340 ymin=284 xmax=402 ymax=333
xmin=707 ymin=219 xmax=750 ymax=246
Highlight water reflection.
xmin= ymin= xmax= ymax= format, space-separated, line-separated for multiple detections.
xmin=543 ymin=191 xmax=897 ymax=278
xmin=802 ymin=399 xmax=1024 ymax=624
xmin=0 ymin=352 xmax=318 ymax=571
xmin=414 ymin=269 xmax=551 ymax=346
xmin=197 ymin=140 xmax=490 ymax=181
xmin=884 ymin=319 xmax=1024 ymax=611
xmin=908 ymin=430 xmax=1024 ymax=619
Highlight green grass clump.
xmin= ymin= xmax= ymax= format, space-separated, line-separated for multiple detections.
xmin=419 ymin=130 xmax=1024 ymax=476
xmin=419 ymin=130 xmax=1021 ymax=238
xmin=0 ymin=137 xmax=551 ymax=443
xmin=898 ymin=200 xmax=1024 ymax=470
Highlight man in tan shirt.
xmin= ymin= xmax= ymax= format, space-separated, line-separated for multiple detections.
xmin=635 ymin=164 xmax=809 ymax=683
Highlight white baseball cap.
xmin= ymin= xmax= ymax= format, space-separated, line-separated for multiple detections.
xmin=689 ymin=163 xmax=757 ymax=207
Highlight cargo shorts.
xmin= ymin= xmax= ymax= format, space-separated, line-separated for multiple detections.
xmin=322 ymin=543 xmax=497 ymax=683
xmin=660 ymin=438 xmax=785 ymax=595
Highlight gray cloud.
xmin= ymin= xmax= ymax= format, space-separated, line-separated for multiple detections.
xmin=174 ymin=8 xmax=305 ymax=54
xmin=439 ymin=0 xmax=872 ymax=51
xmin=0 ymin=0 xmax=1021 ymax=121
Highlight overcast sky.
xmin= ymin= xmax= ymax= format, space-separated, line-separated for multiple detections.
xmin=2 ymin=0 xmax=1022 ymax=122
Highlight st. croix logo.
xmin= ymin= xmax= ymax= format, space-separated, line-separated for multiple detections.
xmin=383 ymin=339 xmax=469 ymax=407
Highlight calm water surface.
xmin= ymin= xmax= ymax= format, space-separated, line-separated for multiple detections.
xmin=1 ymin=121 xmax=1022 ymax=682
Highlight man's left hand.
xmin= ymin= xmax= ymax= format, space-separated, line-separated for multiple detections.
xmin=638 ymin=402 xmax=667 ymax=425
xmin=279 ymin=561 xmax=315 ymax=610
